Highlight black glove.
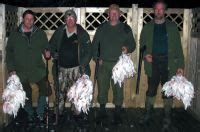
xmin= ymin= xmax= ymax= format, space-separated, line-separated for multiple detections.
xmin=79 ymin=65 xmax=85 ymax=75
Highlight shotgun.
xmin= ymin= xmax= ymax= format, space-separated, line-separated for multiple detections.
xmin=136 ymin=45 xmax=146 ymax=94
xmin=54 ymin=51 xmax=60 ymax=125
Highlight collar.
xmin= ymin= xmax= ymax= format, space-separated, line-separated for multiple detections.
xmin=65 ymin=25 xmax=77 ymax=37
xmin=21 ymin=24 xmax=33 ymax=33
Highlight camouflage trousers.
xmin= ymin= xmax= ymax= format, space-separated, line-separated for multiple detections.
xmin=58 ymin=66 xmax=81 ymax=114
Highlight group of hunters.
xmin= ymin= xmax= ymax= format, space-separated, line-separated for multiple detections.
xmin=6 ymin=0 xmax=184 ymax=130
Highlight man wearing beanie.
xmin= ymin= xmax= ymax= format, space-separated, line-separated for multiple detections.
xmin=49 ymin=9 xmax=92 ymax=121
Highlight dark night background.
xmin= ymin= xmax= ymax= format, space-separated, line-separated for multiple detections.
xmin=1 ymin=0 xmax=200 ymax=8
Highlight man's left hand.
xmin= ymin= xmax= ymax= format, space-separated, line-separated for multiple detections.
xmin=44 ymin=49 xmax=51 ymax=60
xmin=122 ymin=46 xmax=128 ymax=54
xmin=176 ymin=68 xmax=184 ymax=76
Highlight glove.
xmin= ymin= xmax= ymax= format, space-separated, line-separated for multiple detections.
xmin=79 ymin=65 xmax=85 ymax=75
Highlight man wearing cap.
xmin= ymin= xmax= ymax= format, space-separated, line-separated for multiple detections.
xmin=6 ymin=10 xmax=50 ymax=123
xmin=92 ymin=4 xmax=136 ymax=125
xmin=49 ymin=9 xmax=92 ymax=119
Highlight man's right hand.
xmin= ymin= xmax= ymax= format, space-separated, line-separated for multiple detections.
xmin=44 ymin=49 xmax=51 ymax=60
xmin=144 ymin=54 xmax=152 ymax=63
xmin=9 ymin=71 xmax=16 ymax=76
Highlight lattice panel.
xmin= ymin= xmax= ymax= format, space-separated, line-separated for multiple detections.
xmin=165 ymin=13 xmax=183 ymax=31
xmin=143 ymin=8 xmax=184 ymax=31
xmin=85 ymin=12 xmax=127 ymax=31
xmin=191 ymin=8 xmax=200 ymax=37
xmin=32 ymin=8 xmax=184 ymax=32
xmin=35 ymin=12 xmax=65 ymax=30
xmin=5 ymin=5 xmax=18 ymax=36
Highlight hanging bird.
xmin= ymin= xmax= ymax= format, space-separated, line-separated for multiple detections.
xmin=112 ymin=53 xmax=136 ymax=87
xmin=2 ymin=75 xmax=27 ymax=117
xmin=67 ymin=74 xmax=93 ymax=114
xmin=162 ymin=75 xmax=194 ymax=109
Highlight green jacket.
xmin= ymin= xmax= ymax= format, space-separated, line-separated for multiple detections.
xmin=49 ymin=24 xmax=92 ymax=76
xmin=6 ymin=24 xmax=49 ymax=83
xmin=92 ymin=22 xmax=136 ymax=61
xmin=140 ymin=19 xmax=185 ymax=78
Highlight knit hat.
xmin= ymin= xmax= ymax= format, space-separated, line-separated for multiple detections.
xmin=64 ymin=9 xmax=77 ymax=20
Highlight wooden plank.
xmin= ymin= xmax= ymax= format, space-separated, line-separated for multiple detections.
xmin=0 ymin=4 xmax=7 ymax=125
xmin=85 ymin=7 xmax=129 ymax=13
xmin=135 ymin=8 xmax=144 ymax=107
xmin=183 ymin=9 xmax=192 ymax=74
xmin=80 ymin=8 xmax=86 ymax=28
xmin=28 ymin=7 xmax=71 ymax=13
xmin=188 ymin=38 xmax=198 ymax=107
xmin=189 ymin=38 xmax=200 ymax=119
xmin=143 ymin=8 xmax=184 ymax=14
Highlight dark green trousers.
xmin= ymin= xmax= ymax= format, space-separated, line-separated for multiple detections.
xmin=97 ymin=61 xmax=124 ymax=105
xmin=147 ymin=55 xmax=170 ymax=98
xmin=146 ymin=55 xmax=172 ymax=116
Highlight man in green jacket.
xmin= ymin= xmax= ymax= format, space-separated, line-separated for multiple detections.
xmin=6 ymin=10 xmax=50 ymax=122
xmin=139 ymin=1 xmax=184 ymax=130
xmin=49 ymin=9 xmax=92 ymax=119
xmin=92 ymin=4 xmax=136 ymax=125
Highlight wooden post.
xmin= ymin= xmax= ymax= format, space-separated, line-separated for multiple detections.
xmin=0 ymin=4 xmax=7 ymax=125
xmin=129 ymin=5 xmax=140 ymax=101
xmin=136 ymin=8 xmax=144 ymax=70
xmin=183 ymin=9 xmax=193 ymax=77
xmin=135 ymin=8 xmax=144 ymax=107
xmin=17 ymin=7 xmax=26 ymax=25
xmin=80 ymin=7 xmax=86 ymax=28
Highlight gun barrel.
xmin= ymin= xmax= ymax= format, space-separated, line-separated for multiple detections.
xmin=136 ymin=46 xmax=146 ymax=94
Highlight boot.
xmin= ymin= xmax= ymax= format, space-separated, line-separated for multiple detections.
xmin=162 ymin=98 xmax=173 ymax=130
xmin=77 ymin=113 xmax=89 ymax=127
xmin=58 ymin=95 xmax=65 ymax=115
xmin=53 ymin=94 xmax=64 ymax=116
xmin=24 ymin=102 xmax=34 ymax=123
xmin=113 ymin=105 xmax=123 ymax=125
xmin=36 ymin=96 xmax=46 ymax=123
xmin=71 ymin=104 xmax=82 ymax=122
xmin=96 ymin=104 xmax=107 ymax=126
xmin=139 ymin=96 xmax=155 ymax=124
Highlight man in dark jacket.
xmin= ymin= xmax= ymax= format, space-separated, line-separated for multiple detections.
xmin=139 ymin=1 xmax=184 ymax=130
xmin=92 ymin=4 xmax=136 ymax=125
xmin=49 ymin=9 xmax=92 ymax=118
xmin=6 ymin=10 xmax=50 ymax=122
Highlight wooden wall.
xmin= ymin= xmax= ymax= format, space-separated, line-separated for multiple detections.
xmin=187 ymin=38 xmax=200 ymax=120
xmin=184 ymin=8 xmax=200 ymax=120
